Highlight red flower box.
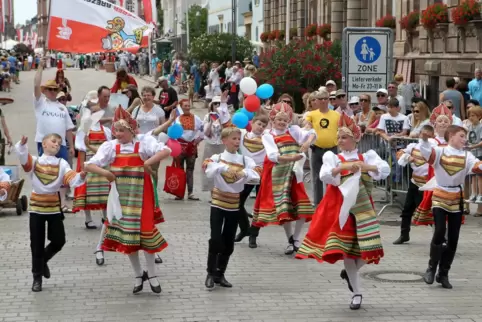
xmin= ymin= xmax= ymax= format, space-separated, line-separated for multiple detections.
xmin=400 ymin=10 xmax=420 ymax=31
xmin=452 ymin=0 xmax=481 ymax=26
xmin=317 ymin=24 xmax=331 ymax=39
xmin=421 ymin=3 xmax=448 ymax=30
xmin=376 ymin=15 xmax=396 ymax=28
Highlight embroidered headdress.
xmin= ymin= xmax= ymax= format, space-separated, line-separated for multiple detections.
xmin=337 ymin=112 xmax=361 ymax=142
xmin=112 ymin=106 xmax=138 ymax=135
xmin=430 ymin=103 xmax=453 ymax=125
xmin=269 ymin=102 xmax=293 ymax=123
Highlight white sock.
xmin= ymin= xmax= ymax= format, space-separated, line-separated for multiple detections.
xmin=85 ymin=210 xmax=93 ymax=223
xmin=283 ymin=222 xmax=293 ymax=241
xmin=128 ymin=252 xmax=143 ymax=286
xmin=144 ymin=252 xmax=160 ymax=287
xmin=96 ymin=224 xmax=107 ymax=251
xmin=101 ymin=209 xmax=107 ymax=220
xmin=355 ymin=258 xmax=366 ymax=270
xmin=293 ymin=219 xmax=305 ymax=247
xmin=60 ymin=187 xmax=67 ymax=207
xmin=344 ymin=258 xmax=361 ymax=295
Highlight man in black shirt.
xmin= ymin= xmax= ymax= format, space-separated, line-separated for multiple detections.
xmin=156 ymin=76 xmax=178 ymax=119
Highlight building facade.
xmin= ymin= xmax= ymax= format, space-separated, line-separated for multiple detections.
xmin=207 ymin=0 xmax=264 ymax=51
xmin=263 ymin=0 xmax=478 ymax=107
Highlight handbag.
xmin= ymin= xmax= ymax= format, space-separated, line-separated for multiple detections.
xmin=163 ymin=161 xmax=186 ymax=198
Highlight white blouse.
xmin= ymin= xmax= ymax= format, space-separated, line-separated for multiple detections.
xmin=205 ymin=150 xmax=260 ymax=194
xmin=420 ymin=141 xmax=482 ymax=193
xmin=203 ymin=113 xmax=223 ymax=145
xmin=262 ymin=126 xmax=316 ymax=163
xmin=397 ymin=140 xmax=435 ymax=183
xmin=175 ymin=114 xmax=204 ymax=142
xmin=15 ymin=142 xmax=85 ymax=194
xmin=74 ymin=123 xmax=112 ymax=152
xmin=85 ymin=135 xmax=171 ymax=168
xmin=320 ymin=149 xmax=390 ymax=186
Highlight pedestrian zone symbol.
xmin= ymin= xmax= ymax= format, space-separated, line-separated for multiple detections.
xmin=355 ymin=36 xmax=381 ymax=64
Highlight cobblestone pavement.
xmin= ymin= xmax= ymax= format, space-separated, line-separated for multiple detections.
xmin=2 ymin=69 xmax=482 ymax=322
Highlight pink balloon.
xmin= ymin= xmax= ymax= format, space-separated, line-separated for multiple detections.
xmin=167 ymin=139 xmax=182 ymax=157
xmin=246 ymin=121 xmax=252 ymax=132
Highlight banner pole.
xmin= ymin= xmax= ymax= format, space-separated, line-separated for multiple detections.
xmin=44 ymin=0 xmax=53 ymax=55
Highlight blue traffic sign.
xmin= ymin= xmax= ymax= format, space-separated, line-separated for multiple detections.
xmin=354 ymin=36 xmax=381 ymax=64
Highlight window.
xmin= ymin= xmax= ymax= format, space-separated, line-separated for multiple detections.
xmin=125 ymin=0 xmax=134 ymax=13
xmin=255 ymin=26 xmax=258 ymax=41
xmin=255 ymin=0 xmax=259 ymax=6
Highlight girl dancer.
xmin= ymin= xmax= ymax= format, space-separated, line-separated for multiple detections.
xmin=74 ymin=109 xmax=112 ymax=265
xmin=296 ymin=113 xmax=389 ymax=309
xmin=412 ymin=104 xmax=452 ymax=226
xmin=85 ymin=107 xmax=170 ymax=294
xmin=419 ymin=125 xmax=482 ymax=289
xmin=251 ymin=102 xmax=316 ymax=254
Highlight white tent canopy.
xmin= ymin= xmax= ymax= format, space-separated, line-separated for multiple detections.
xmin=1 ymin=39 xmax=18 ymax=50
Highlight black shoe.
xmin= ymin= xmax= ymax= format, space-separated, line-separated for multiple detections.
xmin=155 ymin=254 xmax=163 ymax=264
xmin=293 ymin=240 xmax=300 ymax=253
xmin=393 ymin=235 xmax=410 ymax=245
xmin=423 ymin=267 xmax=437 ymax=284
xmin=94 ymin=250 xmax=104 ymax=266
xmin=43 ymin=263 xmax=51 ymax=279
xmin=249 ymin=236 xmax=258 ymax=249
xmin=234 ymin=232 xmax=248 ymax=243
xmin=436 ymin=275 xmax=453 ymax=289
xmin=85 ymin=221 xmax=97 ymax=229
xmin=205 ymin=274 xmax=215 ymax=289
xmin=350 ymin=294 xmax=363 ymax=310
xmin=423 ymin=243 xmax=443 ymax=285
xmin=147 ymin=276 xmax=162 ymax=293
xmin=32 ymin=277 xmax=42 ymax=292
xmin=133 ymin=271 xmax=147 ymax=294
xmin=340 ymin=269 xmax=354 ymax=292
xmin=213 ymin=275 xmax=232 ymax=288
xmin=284 ymin=235 xmax=295 ymax=255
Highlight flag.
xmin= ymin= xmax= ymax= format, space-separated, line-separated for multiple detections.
xmin=16 ymin=28 xmax=23 ymax=42
xmin=32 ymin=32 xmax=38 ymax=48
xmin=47 ymin=0 xmax=151 ymax=54
xmin=142 ymin=0 xmax=157 ymax=25
xmin=0 ymin=0 xmax=4 ymax=34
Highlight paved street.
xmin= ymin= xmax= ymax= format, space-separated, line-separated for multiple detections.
xmin=2 ymin=68 xmax=482 ymax=322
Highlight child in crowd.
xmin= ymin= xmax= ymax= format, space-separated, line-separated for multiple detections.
xmin=16 ymin=134 xmax=86 ymax=292
xmin=202 ymin=127 xmax=259 ymax=290
xmin=252 ymin=102 xmax=316 ymax=254
xmin=463 ymin=105 xmax=482 ymax=203
xmin=235 ymin=114 xmax=269 ymax=249
xmin=393 ymin=124 xmax=435 ymax=245
xmin=0 ymin=167 xmax=10 ymax=200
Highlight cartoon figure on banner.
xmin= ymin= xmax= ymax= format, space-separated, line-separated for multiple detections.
xmin=102 ymin=17 xmax=147 ymax=50
xmin=57 ymin=18 xmax=72 ymax=40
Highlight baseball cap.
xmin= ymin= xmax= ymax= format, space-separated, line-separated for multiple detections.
xmin=326 ymin=80 xmax=336 ymax=86
xmin=376 ymin=88 xmax=388 ymax=95
xmin=373 ymin=105 xmax=387 ymax=112
xmin=348 ymin=96 xmax=360 ymax=104
xmin=335 ymin=89 xmax=346 ymax=97
xmin=329 ymin=91 xmax=336 ymax=98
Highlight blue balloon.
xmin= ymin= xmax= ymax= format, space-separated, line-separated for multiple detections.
xmin=256 ymin=84 xmax=274 ymax=100
xmin=240 ymin=108 xmax=254 ymax=120
xmin=232 ymin=112 xmax=249 ymax=129
xmin=167 ymin=123 xmax=184 ymax=139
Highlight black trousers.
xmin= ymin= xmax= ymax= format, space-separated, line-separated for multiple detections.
xmin=207 ymin=207 xmax=239 ymax=275
xmin=30 ymin=213 xmax=66 ymax=277
xmin=400 ymin=181 xmax=424 ymax=235
xmin=238 ymin=184 xmax=261 ymax=237
xmin=431 ymin=208 xmax=463 ymax=275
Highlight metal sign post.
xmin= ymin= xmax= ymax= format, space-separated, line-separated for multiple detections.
xmin=342 ymin=27 xmax=393 ymax=106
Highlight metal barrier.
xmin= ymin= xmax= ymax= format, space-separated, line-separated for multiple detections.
xmin=358 ymin=133 xmax=419 ymax=216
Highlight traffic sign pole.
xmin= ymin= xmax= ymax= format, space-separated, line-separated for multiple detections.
xmin=342 ymin=27 xmax=394 ymax=106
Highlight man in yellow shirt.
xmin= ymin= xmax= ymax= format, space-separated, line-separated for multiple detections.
xmin=305 ymin=89 xmax=340 ymax=205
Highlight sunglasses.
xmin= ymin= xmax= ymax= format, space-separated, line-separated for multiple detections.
xmin=46 ymin=88 xmax=59 ymax=92
xmin=413 ymin=110 xmax=420 ymax=113
xmin=329 ymin=97 xmax=336 ymax=101
xmin=212 ymin=102 xmax=220 ymax=106
xmin=282 ymin=100 xmax=292 ymax=105
xmin=376 ymin=94 xmax=386 ymax=98
xmin=349 ymin=103 xmax=358 ymax=106
xmin=336 ymin=95 xmax=346 ymax=99
xmin=359 ymin=99 xmax=369 ymax=102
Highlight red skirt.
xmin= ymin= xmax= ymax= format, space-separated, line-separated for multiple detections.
xmin=296 ymin=185 xmax=383 ymax=264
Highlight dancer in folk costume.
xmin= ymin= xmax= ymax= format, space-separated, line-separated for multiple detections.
xmin=251 ymin=102 xmax=317 ymax=254
xmin=85 ymin=107 xmax=171 ymax=294
xmin=73 ymin=106 xmax=112 ymax=265
xmin=16 ymin=134 xmax=86 ymax=292
xmin=296 ymin=113 xmax=390 ymax=310
xmin=202 ymin=127 xmax=260 ymax=290
xmin=393 ymin=124 xmax=436 ymax=245
xmin=419 ymin=125 xmax=482 ymax=289
xmin=412 ymin=104 xmax=454 ymax=226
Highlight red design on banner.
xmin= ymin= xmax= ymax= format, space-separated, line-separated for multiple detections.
xmin=142 ymin=0 xmax=156 ymax=24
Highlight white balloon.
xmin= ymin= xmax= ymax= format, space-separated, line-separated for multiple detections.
xmin=240 ymin=77 xmax=258 ymax=95
xmin=158 ymin=132 xmax=169 ymax=144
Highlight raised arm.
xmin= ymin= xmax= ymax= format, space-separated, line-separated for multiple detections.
xmin=34 ymin=58 xmax=46 ymax=100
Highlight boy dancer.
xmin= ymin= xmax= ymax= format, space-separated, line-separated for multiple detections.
xmin=202 ymin=127 xmax=259 ymax=290
xmin=16 ymin=134 xmax=86 ymax=292
xmin=235 ymin=114 xmax=268 ymax=248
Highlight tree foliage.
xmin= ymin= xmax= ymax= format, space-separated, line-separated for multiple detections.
xmin=257 ymin=39 xmax=342 ymax=112
xmin=12 ymin=43 xmax=33 ymax=55
xmin=180 ymin=5 xmax=208 ymax=42
xmin=189 ymin=33 xmax=253 ymax=63
xmin=156 ymin=0 xmax=163 ymax=32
